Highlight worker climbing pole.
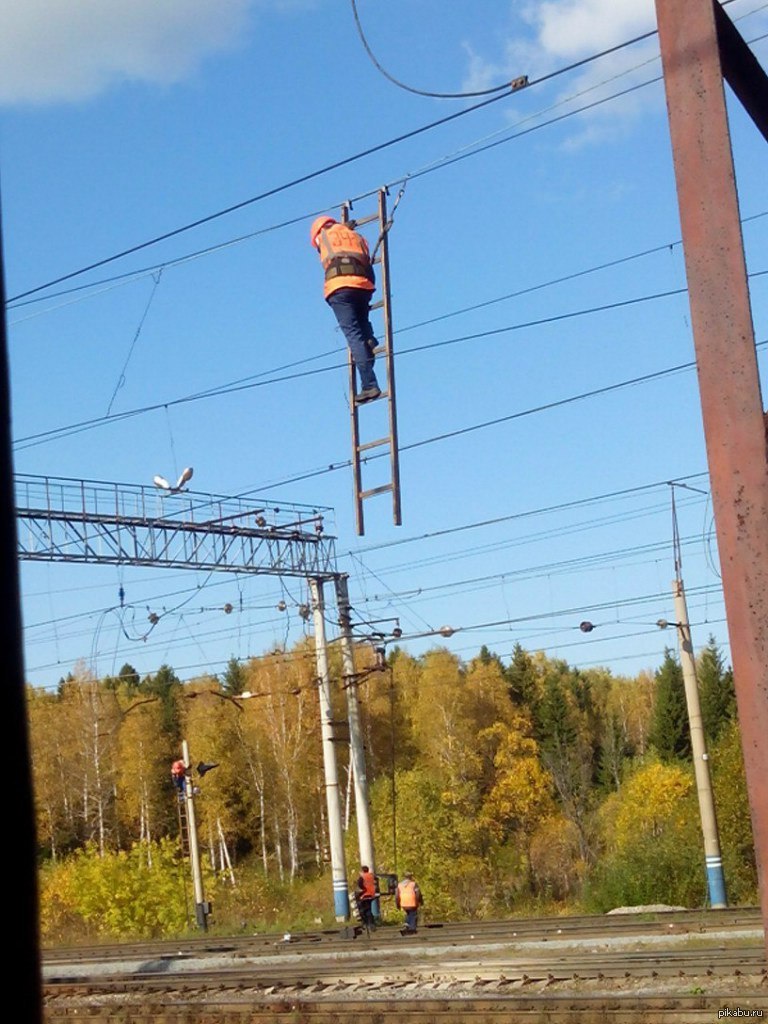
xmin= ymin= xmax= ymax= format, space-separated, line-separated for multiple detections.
xmin=309 ymin=187 xmax=404 ymax=535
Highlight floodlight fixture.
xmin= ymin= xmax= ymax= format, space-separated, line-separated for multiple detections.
xmin=153 ymin=466 xmax=194 ymax=494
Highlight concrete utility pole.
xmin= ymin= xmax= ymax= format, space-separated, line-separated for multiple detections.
xmin=310 ymin=577 xmax=350 ymax=921
xmin=670 ymin=578 xmax=727 ymax=908
xmin=654 ymin=0 xmax=768 ymax=948
xmin=181 ymin=740 xmax=209 ymax=930
xmin=335 ymin=574 xmax=376 ymax=869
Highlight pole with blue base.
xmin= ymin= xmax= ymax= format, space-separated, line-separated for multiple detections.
xmin=673 ymin=578 xmax=727 ymax=908
xmin=311 ymin=577 xmax=350 ymax=921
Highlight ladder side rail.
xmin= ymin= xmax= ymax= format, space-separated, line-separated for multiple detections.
xmin=377 ymin=188 xmax=402 ymax=526
xmin=342 ymin=198 xmax=370 ymax=535
xmin=349 ymin=351 xmax=365 ymax=536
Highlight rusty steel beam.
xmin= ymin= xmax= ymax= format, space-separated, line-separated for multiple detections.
xmin=654 ymin=0 xmax=768 ymax=948
xmin=713 ymin=1 xmax=768 ymax=142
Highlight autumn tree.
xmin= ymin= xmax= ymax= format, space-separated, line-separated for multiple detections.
xmin=114 ymin=687 xmax=179 ymax=853
xmin=28 ymin=686 xmax=76 ymax=859
xmin=479 ymin=716 xmax=553 ymax=843
xmin=537 ymin=662 xmax=598 ymax=863
xmin=586 ymin=758 xmax=703 ymax=910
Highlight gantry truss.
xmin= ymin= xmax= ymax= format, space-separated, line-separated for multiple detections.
xmin=15 ymin=474 xmax=338 ymax=580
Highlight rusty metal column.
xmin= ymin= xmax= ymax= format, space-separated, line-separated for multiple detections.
xmin=655 ymin=0 xmax=768 ymax=944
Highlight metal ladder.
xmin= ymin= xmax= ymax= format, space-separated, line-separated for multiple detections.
xmin=341 ymin=188 xmax=402 ymax=536
xmin=177 ymin=792 xmax=190 ymax=858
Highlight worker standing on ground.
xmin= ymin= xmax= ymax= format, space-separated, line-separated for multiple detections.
xmin=355 ymin=865 xmax=378 ymax=930
xmin=310 ymin=215 xmax=381 ymax=404
xmin=396 ymin=871 xmax=423 ymax=935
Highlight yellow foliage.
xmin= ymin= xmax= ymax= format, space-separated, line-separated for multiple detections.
xmin=610 ymin=760 xmax=692 ymax=853
xmin=479 ymin=721 xmax=554 ymax=841
xmin=529 ymin=815 xmax=584 ymax=898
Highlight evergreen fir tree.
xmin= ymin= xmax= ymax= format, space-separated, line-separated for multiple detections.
xmin=697 ymin=635 xmax=736 ymax=744
xmin=505 ymin=644 xmax=541 ymax=731
xmin=140 ymin=664 xmax=182 ymax=738
xmin=649 ymin=649 xmax=691 ymax=761
xmin=118 ymin=662 xmax=140 ymax=690
xmin=222 ymin=656 xmax=246 ymax=695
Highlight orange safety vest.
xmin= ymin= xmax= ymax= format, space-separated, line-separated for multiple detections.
xmin=359 ymin=870 xmax=377 ymax=899
xmin=397 ymin=879 xmax=419 ymax=909
xmin=317 ymin=223 xmax=375 ymax=299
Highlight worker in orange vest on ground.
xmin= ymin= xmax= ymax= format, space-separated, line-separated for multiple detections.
xmin=310 ymin=215 xmax=382 ymax=404
xmin=355 ymin=865 xmax=379 ymax=929
xmin=396 ymin=871 xmax=423 ymax=934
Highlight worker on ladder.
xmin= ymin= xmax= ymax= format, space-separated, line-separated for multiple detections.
xmin=310 ymin=215 xmax=382 ymax=404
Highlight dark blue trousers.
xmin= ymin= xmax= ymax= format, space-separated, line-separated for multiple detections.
xmin=326 ymin=288 xmax=379 ymax=391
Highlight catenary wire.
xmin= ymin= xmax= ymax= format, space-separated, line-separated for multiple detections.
xmin=8 ymin=11 xmax=765 ymax=315
xmin=7 ymin=23 xmax=682 ymax=305
xmin=348 ymin=0 xmax=747 ymax=100
xmin=18 ymin=276 xmax=765 ymax=450
xmin=21 ymin=477 xmax=706 ymax=633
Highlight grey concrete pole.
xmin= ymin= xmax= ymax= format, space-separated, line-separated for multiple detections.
xmin=181 ymin=740 xmax=208 ymax=930
xmin=310 ymin=577 xmax=350 ymax=920
xmin=334 ymin=575 xmax=376 ymax=870
xmin=672 ymin=579 xmax=727 ymax=908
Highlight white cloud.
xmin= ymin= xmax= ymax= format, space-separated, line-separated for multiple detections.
xmin=523 ymin=0 xmax=656 ymax=59
xmin=0 ymin=0 xmax=260 ymax=105
xmin=461 ymin=0 xmax=765 ymax=149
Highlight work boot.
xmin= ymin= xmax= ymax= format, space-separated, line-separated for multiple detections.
xmin=355 ymin=385 xmax=381 ymax=404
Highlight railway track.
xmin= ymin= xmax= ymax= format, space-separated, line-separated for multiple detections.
xmin=41 ymin=905 xmax=764 ymax=964
xmin=42 ymin=908 xmax=768 ymax=1022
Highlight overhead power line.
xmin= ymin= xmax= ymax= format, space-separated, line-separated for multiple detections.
xmin=16 ymin=279 xmax=750 ymax=451
xmin=7 ymin=25 xmax=673 ymax=306
xmin=241 ymin=345 xmax=765 ymax=495
xmin=350 ymin=0 xmax=658 ymax=99
xmin=6 ymin=72 xmax=672 ymax=316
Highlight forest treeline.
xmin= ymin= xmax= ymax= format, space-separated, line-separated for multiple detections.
xmin=29 ymin=636 xmax=757 ymax=942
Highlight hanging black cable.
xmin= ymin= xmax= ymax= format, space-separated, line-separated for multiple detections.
xmin=350 ymin=0 xmax=658 ymax=99
xmin=9 ymin=23 xmax=669 ymax=305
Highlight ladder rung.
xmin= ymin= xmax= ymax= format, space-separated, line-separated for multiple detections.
xmin=370 ymin=299 xmax=384 ymax=310
xmin=350 ymin=213 xmax=379 ymax=227
xmin=357 ymin=436 xmax=391 ymax=453
xmin=371 ymin=344 xmax=385 ymax=355
xmin=361 ymin=484 xmax=394 ymax=499
xmin=354 ymin=389 xmax=389 ymax=404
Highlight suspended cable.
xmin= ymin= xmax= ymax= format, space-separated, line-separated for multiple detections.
xmin=5 ymin=90 xmax=523 ymax=304
xmin=11 ymin=280 xmax=724 ymax=450
xmin=7 ymin=19 xmax=683 ymax=306
xmin=349 ymin=0 xmax=657 ymax=99
xmin=105 ymin=269 xmax=163 ymax=417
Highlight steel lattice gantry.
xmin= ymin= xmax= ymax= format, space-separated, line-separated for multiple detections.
xmin=15 ymin=474 xmax=338 ymax=580
xmin=15 ymin=473 xmax=371 ymax=923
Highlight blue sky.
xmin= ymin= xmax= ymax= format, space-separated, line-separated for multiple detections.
xmin=2 ymin=0 xmax=766 ymax=691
